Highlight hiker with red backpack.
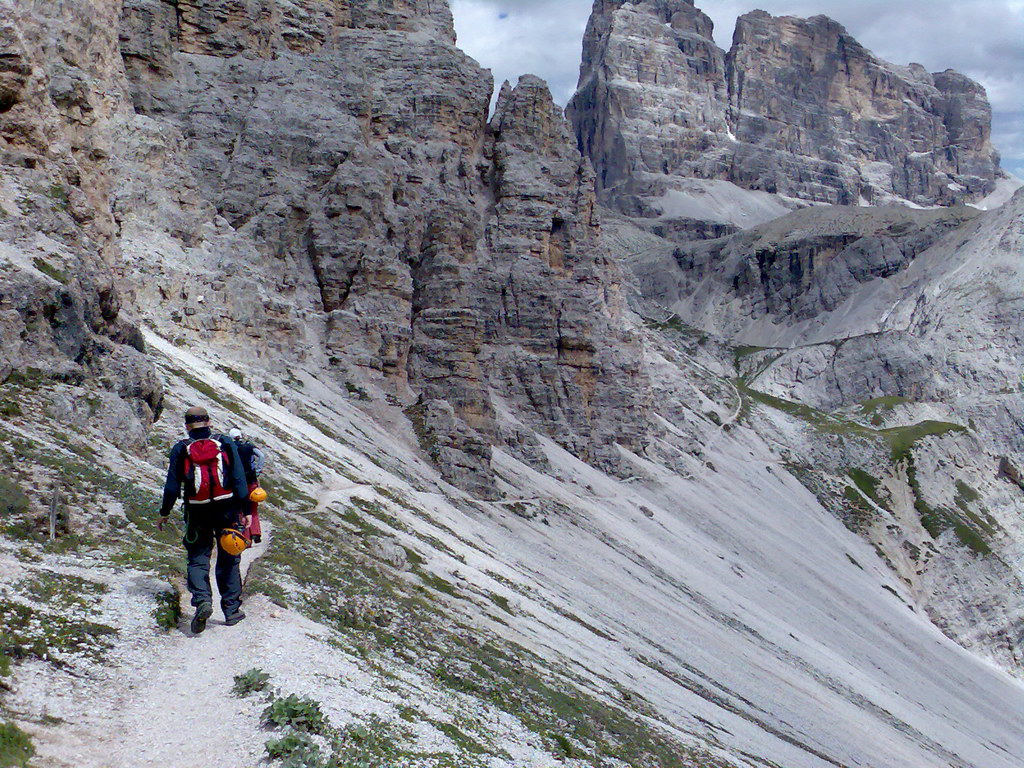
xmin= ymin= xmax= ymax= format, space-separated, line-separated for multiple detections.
xmin=158 ymin=406 xmax=250 ymax=634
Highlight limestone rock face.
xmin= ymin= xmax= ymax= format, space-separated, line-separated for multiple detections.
xmin=481 ymin=76 xmax=649 ymax=471
xmin=0 ymin=0 xmax=162 ymax=435
xmin=657 ymin=205 xmax=982 ymax=339
xmin=116 ymin=0 xmax=650 ymax=494
xmin=725 ymin=12 xmax=999 ymax=205
xmin=570 ymin=0 xmax=728 ymax=196
xmin=568 ymin=1 xmax=1002 ymax=238
xmin=630 ymin=185 xmax=1024 ymax=672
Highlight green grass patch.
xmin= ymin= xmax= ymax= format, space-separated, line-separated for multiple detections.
xmin=17 ymin=571 xmax=107 ymax=610
xmin=900 ymin=455 xmax=992 ymax=555
xmin=733 ymin=344 xmax=770 ymax=360
xmin=860 ymin=396 xmax=909 ymax=414
xmin=172 ymin=369 xmax=246 ymax=419
xmin=345 ymin=381 xmax=371 ymax=401
xmin=0 ymin=597 xmax=117 ymax=665
xmin=429 ymin=719 xmax=490 ymax=755
xmin=739 ymin=383 xmax=870 ymax=436
xmin=416 ymin=569 xmax=459 ymax=598
xmin=848 ymin=468 xmax=883 ymax=506
xmin=884 ymin=421 xmax=968 ymax=463
xmin=0 ymin=722 xmax=34 ymax=768
xmin=260 ymin=477 xmax=316 ymax=509
xmin=232 ymin=667 xmax=271 ymax=697
xmin=215 ymin=364 xmax=246 ymax=388
xmin=644 ymin=315 xmax=709 ymax=344
xmin=32 ymin=256 xmax=68 ymax=285
xmin=955 ymin=480 xmax=980 ymax=505
xmin=487 ymin=592 xmax=512 ymax=614
xmin=739 ymin=384 xmax=968 ymax=465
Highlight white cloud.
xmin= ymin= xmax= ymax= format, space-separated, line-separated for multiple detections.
xmin=452 ymin=0 xmax=1024 ymax=175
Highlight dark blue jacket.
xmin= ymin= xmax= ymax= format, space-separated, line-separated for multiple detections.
xmin=159 ymin=428 xmax=248 ymax=517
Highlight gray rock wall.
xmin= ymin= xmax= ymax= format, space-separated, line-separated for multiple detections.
xmin=116 ymin=0 xmax=651 ymax=494
xmin=0 ymin=0 xmax=162 ymax=437
xmin=568 ymin=0 xmax=1002 ymax=236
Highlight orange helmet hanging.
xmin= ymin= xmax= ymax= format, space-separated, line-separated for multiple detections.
xmin=219 ymin=528 xmax=250 ymax=556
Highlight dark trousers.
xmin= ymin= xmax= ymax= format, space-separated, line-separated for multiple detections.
xmin=183 ymin=502 xmax=242 ymax=616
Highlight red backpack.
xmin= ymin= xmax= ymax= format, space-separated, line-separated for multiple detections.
xmin=184 ymin=436 xmax=234 ymax=505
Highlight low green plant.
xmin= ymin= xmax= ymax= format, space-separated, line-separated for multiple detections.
xmin=332 ymin=715 xmax=405 ymax=766
xmin=265 ymin=729 xmax=322 ymax=766
xmin=848 ymin=468 xmax=883 ymax=506
xmin=153 ymin=590 xmax=181 ymax=632
xmin=46 ymin=184 xmax=69 ymax=211
xmin=0 ymin=721 xmax=34 ymax=768
xmin=32 ymin=256 xmax=68 ymax=285
xmin=344 ymin=381 xmax=371 ymax=401
xmin=262 ymin=694 xmax=328 ymax=734
xmin=553 ymin=732 xmax=576 ymax=758
xmin=0 ymin=476 xmax=29 ymax=518
xmin=232 ymin=667 xmax=271 ymax=697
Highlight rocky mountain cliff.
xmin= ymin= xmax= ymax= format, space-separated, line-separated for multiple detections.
xmin=0 ymin=0 xmax=162 ymax=448
xmin=110 ymin=0 xmax=654 ymax=498
xmin=2 ymin=1 xmax=1024 ymax=767
xmin=568 ymin=0 xmax=1003 ymax=239
xmin=624 ymin=190 xmax=1024 ymax=671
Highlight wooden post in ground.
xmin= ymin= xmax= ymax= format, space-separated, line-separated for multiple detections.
xmin=48 ymin=486 xmax=60 ymax=541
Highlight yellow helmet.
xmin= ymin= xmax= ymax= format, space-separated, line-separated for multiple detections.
xmin=219 ymin=528 xmax=250 ymax=556
xmin=249 ymin=486 xmax=268 ymax=503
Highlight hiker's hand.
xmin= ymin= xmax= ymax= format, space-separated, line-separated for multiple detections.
xmin=242 ymin=515 xmax=252 ymax=529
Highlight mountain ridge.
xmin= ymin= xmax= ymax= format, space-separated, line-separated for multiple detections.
xmin=568 ymin=0 xmax=1005 ymax=240
xmin=0 ymin=1 xmax=1023 ymax=766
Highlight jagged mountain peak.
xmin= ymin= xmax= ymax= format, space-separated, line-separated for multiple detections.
xmin=3 ymin=1 xmax=1024 ymax=767
xmin=569 ymin=0 xmax=1003 ymax=242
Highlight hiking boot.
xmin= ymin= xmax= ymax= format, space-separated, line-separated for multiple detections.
xmin=191 ymin=602 xmax=213 ymax=635
xmin=224 ymin=609 xmax=246 ymax=626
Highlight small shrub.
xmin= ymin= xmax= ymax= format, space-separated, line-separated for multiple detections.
xmin=0 ymin=476 xmax=29 ymax=518
xmin=262 ymin=694 xmax=328 ymax=734
xmin=232 ymin=667 xmax=271 ymax=697
xmin=153 ymin=590 xmax=181 ymax=632
xmin=344 ymin=381 xmax=370 ymax=401
xmin=31 ymin=256 xmax=68 ymax=284
xmin=265 ymin=729 xmax=322 ymax=765
xmin=553 ymin=732 xmax=576 ymax=757
xmin=333 ymin=715 xmax=404 ymax=765
xmin=0 ymin=721 xmax=35 ymax=768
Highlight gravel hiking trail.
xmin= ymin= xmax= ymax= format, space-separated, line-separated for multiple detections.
xmin=20 ymin=530 xmax=276 ymax=768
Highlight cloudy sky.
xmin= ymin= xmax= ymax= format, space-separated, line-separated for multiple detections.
xmin=451 ymin=0 xmax=1024 ymax=177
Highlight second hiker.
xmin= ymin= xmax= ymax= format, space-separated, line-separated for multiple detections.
xmin=228 ymin=427 xmax=266 ymax=544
